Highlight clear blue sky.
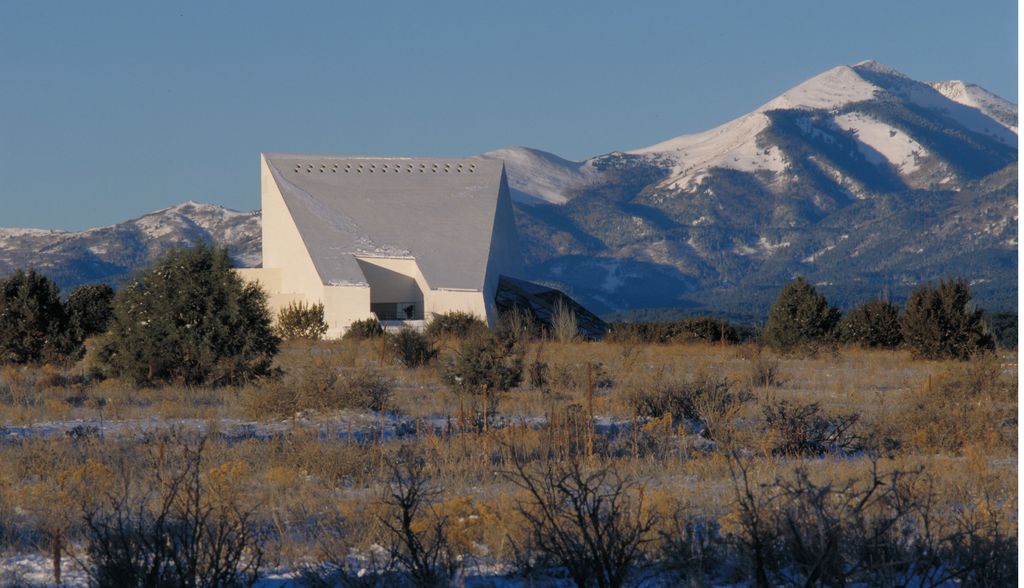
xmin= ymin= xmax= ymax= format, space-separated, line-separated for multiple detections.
xmin=1 ymin=0 xmax=1017 ymax=230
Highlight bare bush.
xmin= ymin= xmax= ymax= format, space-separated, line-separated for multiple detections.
xmin=78 ymin=436 xmax=263 ymax=587
xmin=762 ymin=400 xmax=862 ymax=456
xmin=243 ymin=364 xmax=392 ymax=418
xmin=551 ymin=299 xmax=579 ymax=344
xmin=747 ymin=349 xmax=780 ymax=388
xmin=628 ymin=371 xmax=749 ymax=442
xmin=378 ymin=447 xmax=461 ymax=587
xmin=504 ymin=453 xmax=657 ymax=588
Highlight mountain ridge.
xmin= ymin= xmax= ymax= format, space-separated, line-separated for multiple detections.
xmin=1 ymin=61 xmax=1016 ymax=317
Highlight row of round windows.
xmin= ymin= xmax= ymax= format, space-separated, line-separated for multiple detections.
xmin=291 ymin=162 xmax=477 ymax=174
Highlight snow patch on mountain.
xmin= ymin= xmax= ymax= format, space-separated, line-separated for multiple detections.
xmin=833 ymin=112 xmax=927 ymax=173
xmin=628 ymin=112 xmax=786 ymax=190
xmin=478 ymin=147 xmax=602 ymax=205
xmin=628 ymin=63 xmax=886 ymax=190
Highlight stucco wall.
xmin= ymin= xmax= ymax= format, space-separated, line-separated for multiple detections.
xmin=322 ymin=285 xmax=373 ymax=337
xmin=260 ymin=155 xmax=323 ymax=297
xmin=355 ymin=257 xmax=424 ymax=304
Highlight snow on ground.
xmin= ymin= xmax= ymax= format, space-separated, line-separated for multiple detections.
xmin=0 ymin=554 xmax=88 ymax=587
xmin=477 ymin=146 xmax=603 ymax=205
xmin=0 ymin=554 xmax=583 ymax=587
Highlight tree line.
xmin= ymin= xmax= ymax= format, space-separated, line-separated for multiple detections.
xmin=0 ymin=245 xmax=1009 ymax=389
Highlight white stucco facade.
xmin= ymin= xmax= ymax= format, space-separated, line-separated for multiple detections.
xmin=237 ymin=153 xmax=524 ymax=338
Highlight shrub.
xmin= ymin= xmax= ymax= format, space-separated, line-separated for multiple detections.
xmin=504 ymin=453 xmax=658 ymax=588
xmin=425 ymin=311 xmax=488 ymax=341
xmin=275 ymin=300 xmax=329 ymax=340
xmin=0 ymin=269 xmax=73 ymax=364
xmin=440 ymin=333 xmax=522 ymax=430
xmin=343 ymin=317 xmax=384 ymax=341
xmin=65 ymin=283 xmax=115 ymax=342
xmin=628 ymin=371 xmax=750 ymax=444
xmin=607 ymin=318 xmax=739 ymax=345
xmin=96 ymin=244 xmax=279 ymax=386
xmin=985 ymin=312 xmax=1017 ymax=349
xmin=901 ymin=279 xmax=994 ymax=360
xmin=336 ymin=367 xmax=393 ymax=412
xmin=747 ymin=349 xmax=781 ymax=388
xmin=838 ymin=298 xmax=902 ymax=348
xmin=762 ymin=400 xmax=862 ymax=456
xmin=764 ymin=277 xmax=840 ymax=353
xmin=896 ymin=356 xmax=1015 ymax=454
xmin=79 ymin=437 xmax=263 ymax=587
xmin=495 ymin=306 xmax=540 ymax=350
xmin=551 ymin=298 xmax=579 ymax=343
xmin=243 ymin=364 xmax=392 ymax=418
xmin=388 ymin=328 xmax=437 ymax=367
xmin=379 ymin=447 xmax=461 ymax=586
xmin=725 ymin=455 xmax=1015 ymax=586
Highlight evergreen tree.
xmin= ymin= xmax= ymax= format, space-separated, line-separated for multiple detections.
xmin=764 ymin=277 xmax=840 ymax=353
xmin=838 ymin=299 xmax=902 ymax=348
xmin=97 ymin=245 xmax=279 ymax=386
xmin=901 ymin=279 xmax=993 ymax=360
xmin=66 ymin=283 xmax=115 ymax=341
xmin=0 ymin=269 xmax=72 ymax=364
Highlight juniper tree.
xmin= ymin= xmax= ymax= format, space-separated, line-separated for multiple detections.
xmin=66 ymin=283 xmax=115 ymax=342
xmin=901 ymin=279 xmax=993 ymax=360
xmin=97 ymin=244 xmax=278 ymax=386
xmin=838 ymin=298 xmax=902 ymax=348
xmin=0 ymin=269 xmax=73 ymax=364
xmin=764 ymin=277 xmax=840 ymax=353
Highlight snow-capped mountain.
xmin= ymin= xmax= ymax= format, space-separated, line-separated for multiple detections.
xmin=499 ymin=60 xmax=1017 ymax=315
xmin=0 ymin=202 xmax=260 ymax=290
xmin=1 ymin=61 xmax=1016 ymax=317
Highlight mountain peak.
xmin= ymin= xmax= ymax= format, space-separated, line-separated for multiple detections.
xmin=850 ymin=59 xmax=905 ymax=77
xmin=478 ymin=146 xmax=601 ymax=205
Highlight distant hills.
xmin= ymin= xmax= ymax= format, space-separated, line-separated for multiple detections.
xmin=1 ymin=61 xmax=1016 ymax=319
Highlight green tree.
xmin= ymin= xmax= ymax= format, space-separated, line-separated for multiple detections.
xmin=901 ymin=279 xmax=993 ymax=360
xmin=838 ymin=299 xmax=902 ymax=348
xmin=66 ymin=283 xmax=115 ymax=341
xmin=764 ymin=277 xmax=840 ymax=353
xmin=0 ymin=269 xmax=72 ymax=364
xmin=441 ymin=332 xmax=522 ymax=432
xmin=342 ymin=317 xmax=384 ymax=341
xmin=275 ymin=300 xmax=329 ymax=340
xmin=97 ymin=245 xmax=279 ymax=386
xmin=425 ymin=310 xmax=489 ymax=342
xmin=388 ymin=327 xmax=437 ymax=368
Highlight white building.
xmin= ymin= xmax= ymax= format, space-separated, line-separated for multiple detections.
xmin=238 ymin=153 xmax=525 ymax=337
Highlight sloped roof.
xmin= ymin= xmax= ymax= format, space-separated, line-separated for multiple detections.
xmin=264 ymin=154 xmax=507 ymax=290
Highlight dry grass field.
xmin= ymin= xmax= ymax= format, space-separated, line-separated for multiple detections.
xmin=0 ymin=337 xmax=1016 ymax=586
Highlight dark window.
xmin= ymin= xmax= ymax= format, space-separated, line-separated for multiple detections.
xmin=371 ymin=302 xmax=419 ymax=320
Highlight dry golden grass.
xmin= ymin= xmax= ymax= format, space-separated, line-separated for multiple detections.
xmin=0 ymin=338 xmax=1015 ymax=581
